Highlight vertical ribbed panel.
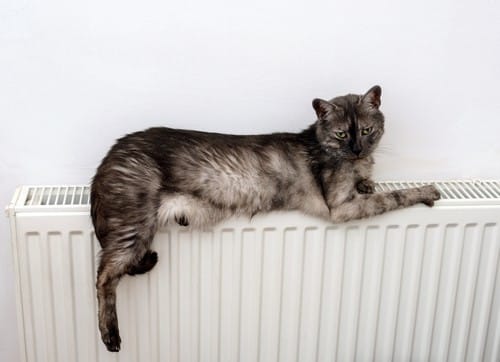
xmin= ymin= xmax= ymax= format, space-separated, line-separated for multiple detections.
xmin=11 ymin=209 xmax=500 ymax=362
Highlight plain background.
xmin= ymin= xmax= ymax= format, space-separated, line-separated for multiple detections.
xmin=1 ymin=0 xmax=499 ymax=360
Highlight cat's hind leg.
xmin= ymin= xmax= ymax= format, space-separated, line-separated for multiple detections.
xmin=96 ymin=248 xmax=132 ymax=352
xmin=158 ymin=193 xmax=228 ymax=228
xmin=96 ymin=221 xmax=157 ymax=351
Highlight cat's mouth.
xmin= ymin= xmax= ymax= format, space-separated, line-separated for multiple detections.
xmin=349 ymin=154 xmax=368 ymax=160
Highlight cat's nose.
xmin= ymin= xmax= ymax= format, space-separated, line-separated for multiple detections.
xmin=352 ymin=143 xmax=362 ymax=156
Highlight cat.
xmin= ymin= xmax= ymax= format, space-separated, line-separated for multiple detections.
xmin=91 ymin=85 xmax=440 ymax=351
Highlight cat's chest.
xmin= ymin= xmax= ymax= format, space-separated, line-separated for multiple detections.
xmin=340 ymin=158 xmax=369 ymax=174
xmin=352 ymin=157 xmax=373 ymax=177
xmin=326 ymin=157 xmax=373 ymax=189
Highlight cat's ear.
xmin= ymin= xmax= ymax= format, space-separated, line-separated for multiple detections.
xmin=312 ymin=98 xmax=337 ymax=119
xmin=362 ymin=85 xmax=382 ymax=109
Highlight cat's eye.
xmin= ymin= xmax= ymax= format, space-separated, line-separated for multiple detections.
xmin=362 ymin=127 xmax=373 ymax=136
xmin=335 ymin=131 xmax=347 ymax=139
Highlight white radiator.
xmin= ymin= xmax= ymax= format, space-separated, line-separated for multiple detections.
xmin=6 ymin=181 xmax=500 ymax=362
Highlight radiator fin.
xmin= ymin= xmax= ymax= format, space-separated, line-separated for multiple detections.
xmin=10 ymin=212 xmax=500 ymax=362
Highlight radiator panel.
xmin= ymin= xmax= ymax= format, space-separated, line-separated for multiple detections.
xmin=7 ymin=183 xmax=500 ymax=362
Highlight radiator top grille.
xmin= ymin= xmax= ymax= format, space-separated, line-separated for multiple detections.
xmin=7 ymin=180 xmax=500 ymax=211
xmin=374 ymin=180 xmax=500 ymax=200
xmin=24 ymin=186 xmax=90 ymax=206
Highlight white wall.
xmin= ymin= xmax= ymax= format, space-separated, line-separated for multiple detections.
xmin=1 ymin=0 xmax=499 ymax=360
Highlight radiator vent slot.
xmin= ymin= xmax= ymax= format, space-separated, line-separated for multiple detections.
xmin=24 ymin=186 xmax=90 ymax=206
xmin=374 ymin=180 xmax=500 ymax=200
xmin=14 ymin=180 xmax=500 ymax=210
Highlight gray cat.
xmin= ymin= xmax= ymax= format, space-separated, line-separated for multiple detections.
xmin=91 ymin=85 xmax=440 ymax=351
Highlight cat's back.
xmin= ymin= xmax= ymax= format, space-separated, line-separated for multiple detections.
xmin=95 ymin=126 xmax=306 ymax=191
xmin=95 ymin=127 xmax=243 ymax=176
xmin=104 ymin=126 xmax=301 ymax=175
xmin=95 ymin=126 xmax=311 ymax=211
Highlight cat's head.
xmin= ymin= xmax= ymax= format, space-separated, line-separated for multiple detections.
xmin=312 ymin=85 xmax=384 ymax=160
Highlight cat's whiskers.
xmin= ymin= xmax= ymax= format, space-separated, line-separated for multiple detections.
xmin=374 ymin=145 xmax=394 ymax=156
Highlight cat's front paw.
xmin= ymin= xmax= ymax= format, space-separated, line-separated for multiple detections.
xmin=419 ymin=185 xmax=441 ymax=207
xmin=356 ymin=179 xmax=375 ymax=194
